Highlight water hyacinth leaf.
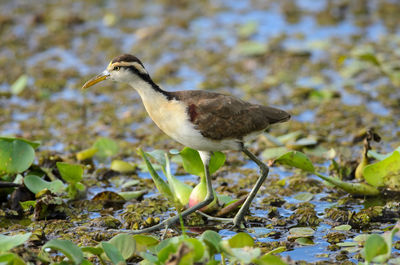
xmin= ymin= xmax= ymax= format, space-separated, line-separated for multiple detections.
xmin=76 ymin=147 xmax=98 ymax=161
xmin=81 ymin=246 xmax=104 ymax=255
xmin=180 ymin=147 xmax=204 ymax=178
xmin=146 ymin=150 xmax=166 ymax=169
xmin=182 ymin=238 xmax=204 ymax=261
xmin=108 ymin=234 xmax=136 ymax=260
xmin=334 ymin=225 xmax=352 ymax=231
xmin=56 ymin=162 xmax=83 ymax=183
xmin=101 ymin=242 xmax=126 ymax=265
xmin=42 ymin=239 xmax=84 ymax=264
xmin=354 ymin=234 xmax=369 ymax=243
xmin=228 ymin=232 xmax=254 ymax=248
xmin=0 ymin=253 xmax=26 ymax=265
xmin=93 ymin=137 xmax=119 ymax=159
xmin=337 ymin=242 xmax=358 ymax=247
xmin=138 ymin=149 xmax=174 ymax=201
xmin=235 ymin=41 xmax=268 ymax=56
xmin=132 ymin=235 xmax=159 ymax=254
xmin=0 ymin=233 xmax=31 ymax=252
xmin=289 ymin=227 xmax=315 ymax=238
xmin=110 ymin=160 xmax=136 ymax=173
xmin=164 ymin=154 xmax=192 ymax=206
xmin=24 ymin=174 xmax=64 ymax=194
xmin=0 ymin=138 xmax=35 ymax=174
xmin=293 ymin=192 xmax=313 ymax=202
xmin=295 ymin=237 xmax=314 ymax=246
xmin=11 ymin=74 xmax=28 ymax=95
xmin=275 ymin=151 xmax=315 ymax=173
xmin=200 ymin=230 xmax=222 ymax=254
xmin=258 ymin=253 xmax=288 ymax=265
xmin=363 ymin=151 xmax=400 ymax=188
xmin=119 ymin=190 xmax=147 ymax=200
xmin=157 ymin=243 xmax=178 ymax=263
xmin=364 ymin=234 xmax=388 ymax=262
xmin=262 ymin=147 xmax=290 ymax=161
xmin=0 ymin=137 xmax=40 ymax=149
xmin=121 ymin=179 xmax=140 ymax=188
xmin=230 ymin=247 xmax=261 ymax=264
xmin=209 ymin=151 xmax=226 ymax=175
xmin=237 ymin=21 xmax=258 ymax=38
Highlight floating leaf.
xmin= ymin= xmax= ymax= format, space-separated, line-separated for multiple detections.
xmin=108 ymin=234 xmax=136 ymax=260
xmin=138 ymin=149 xmax=174 ymax=201
xmin=11 ymin=74 xmax=28 ymax=95
xmin=258 ymin=253 xmax=288 ymax=265
xmin=101 ymin=242 xmax=126 ymax=265
xmin=289 ymin=227 xmax=315 ymax=238
xmin=56 ymin=162 xmax=83 ymax=183
xmin=363 ymin=151 xmax=400 ymax=188
xmin=76 ymin=147 xmax=98 ymax=161
xmin=93 ymin=137 xmax=119 ymax=159
xmin=119 ymin=190 xmax=147 ymax=200
xmin=262 ymin=147 xmax=290 ymax=160
xmin=237 ymin=21 xmax=258 ymax=38
xmin=24 ymin=174 xmax=64 ymax=194
xmin=0 ymin=138 xmax=35 ymax=174
xmin=110 ymin=160 xmax=136 ymax=173
xmin=200 ymin=230 xmax=221 ymax=254
xmin=0 ymin=233 xmax=31 ymax=252
xmin=228 ymin=232 xmax=254 ymax=248
xmin=0 ymin=137 xmax=40 ymax=149
xmin=132 ymin=235 xmax=159 ymax=254
xmin=364 ymin=234 xmax=388 ymax=262
xmin=275 ymin=151 xmax=315 ymax=172
xmin=295 ymin=237 xmax=314 ymax=245
xmin=334 ymin=225 xmax=352 ymax=231
xmin=236 ymin=41 xmax=268 ymax=56
xmin=293 ymin=192 xmax=313 ymax=202
xmin=181 ymin=238 xmax=204 ymax=261
xmin=0 ymin=253 xmax=26 ymax=265
xmin=42 ymin=239 xmax=84 ymax=264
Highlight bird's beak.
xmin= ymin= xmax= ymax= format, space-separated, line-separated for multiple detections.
xmin=82 ymin=70 xmax=110 ymax=89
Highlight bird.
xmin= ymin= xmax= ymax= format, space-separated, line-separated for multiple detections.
xmin=82 ymin=54 xmax=290 ymax=233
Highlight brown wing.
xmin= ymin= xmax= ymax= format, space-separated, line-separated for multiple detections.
xmin=170 ymin=90 xmax=290 ymax=140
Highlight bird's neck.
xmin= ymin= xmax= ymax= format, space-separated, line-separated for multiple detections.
xmin=129 ymin=77 xmax=172 ymax=101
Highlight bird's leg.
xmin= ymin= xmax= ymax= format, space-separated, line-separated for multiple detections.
xmin=126 ymin=152 xmax=215 ymax=235
xmin=233 ymin=146 xmax=269 ymax=227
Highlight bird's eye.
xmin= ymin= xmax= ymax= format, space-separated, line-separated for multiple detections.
xmin=113 ymin=66 xmax=120 ymax=71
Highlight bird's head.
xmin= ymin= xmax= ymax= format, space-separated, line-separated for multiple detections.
xmin=82 ymin=54 xmax=150 ymax=89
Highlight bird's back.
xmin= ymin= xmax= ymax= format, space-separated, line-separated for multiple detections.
xmin=169 ymin=90 xmax=290 ymax=141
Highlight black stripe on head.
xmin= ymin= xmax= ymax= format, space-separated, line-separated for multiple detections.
xmin=111 ymin=54 xmax=145 ymax=68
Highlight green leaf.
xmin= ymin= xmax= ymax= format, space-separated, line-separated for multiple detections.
xmin=24 ymin=174 xmax=64 ymax=194
xmin=289 ymin=227 xmax=315 ymax=238
xmin=42 ymin=239 xmax=84 ymax=264
xmin=363 ymin=151 xmax=400 ymax=188
xmin=0 ymin=253 xmax=27 ymax=265
xmin=0 ymin=233 xmax=31 ymax=252
xmin=108 ymin=234 xmax=136 ymax=260
xmin=19 ymin=200 xmax=36 ymax=210
xmin=182 ymin=238 xmax=204 ymax=261
xmin=200 ymin=230 xmax=221 ymax=254
xmin=295 ymin=237 xmax=314 ymax=245
xmin=209 ymin=151 xmax=226 ymax=175
xmin=230 ymin=247 xmax=261 ymax=263
xmin=228 ymin=232 xmax=254 ymax=248
xmin=334 ymin=225 xmax=352 ymax=231
xmin=132 ymin=235 xmax=159 ymax=254
xmin=0 ymin=138 xmax=35 ymax=174
xmin=101 ymin=242 xmax=126 ymax=265
xmin=119 ymin=190 xmax=147 ymax=200
xmin=0 ymin=137 xmax=40 ymax=149
xmin=11 ymin=74 xmax=28 ymax=95
xmin=76 ymin=147 xmax=98 ymax=161
xmin=364 ymin=234 xmax=388 ymax=262
xmin=146 ymin=150 xmax=166 ymax=169
xmin=56 ymin=162 xmax=83 ymax=183
xmin=157 ymin=242 xmax=178 ymax=263
xmin=110 ymin=160 xmax=136 ymax=173
xmin=93 ymin=137 xmax=119 ymax=159
xmin=180 ymin=147 xmax=204 ymax=178
xmin=262 ymin=147 xmax=290 ymax=160
xmin=236 ymin=41 xmax=268 ymax=56
xmin=138 ymin=149 xmax=174 ymax=201
xmin=237 ymin=21 xmax=258 ymax=38
xmin=293 ymin=192 xmax=313 ymax=202
xmin=275 ymin=151 xmax=315 ymax=172
xmin=257 ymin=254 xmax=287 ymax=265
xmin=81 ymin=246 xmax=104 ymax=255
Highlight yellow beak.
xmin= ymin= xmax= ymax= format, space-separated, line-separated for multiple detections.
xmin=82 ymin=70 xmax=110 ymax=89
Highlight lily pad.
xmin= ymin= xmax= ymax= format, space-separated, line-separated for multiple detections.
xmin=289 ymin=227 xmax=315 ymax=238
xmin=24 ymin=174 xmax=64 ymax=194
xmin=0 ymin=138 xmax=35 ymax=175
xmin=363 ymin=151 xmax=400 ymax=188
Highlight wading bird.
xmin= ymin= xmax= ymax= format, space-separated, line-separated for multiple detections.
xmin=82 ymin=54 xmax=290 ymax=233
